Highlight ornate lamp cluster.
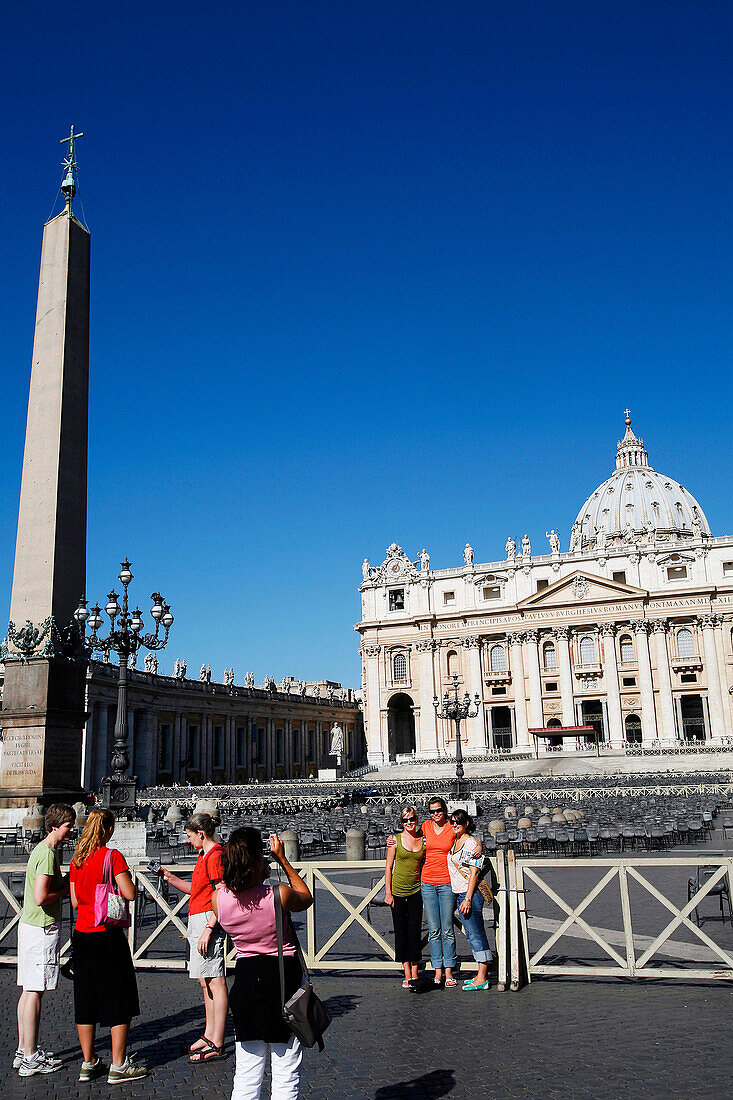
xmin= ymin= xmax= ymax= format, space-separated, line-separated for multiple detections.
xmin=434 ymin=673 xmax=480 ymax=798
xmin=75 ymin=560 xmax=173 ymax=813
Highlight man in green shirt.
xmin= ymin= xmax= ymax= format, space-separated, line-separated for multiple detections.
xmin=15 ymin=803 xmax=75 ymax=1077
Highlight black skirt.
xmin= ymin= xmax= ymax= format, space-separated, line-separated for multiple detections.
xmin=229 ymin=955 xmax=303 ymax=1043
xmin=72 ymin=928 xmax=140 ymax=1027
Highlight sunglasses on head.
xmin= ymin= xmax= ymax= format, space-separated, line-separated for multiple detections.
xmin=402 ymin=816 xmax=418 ymax=824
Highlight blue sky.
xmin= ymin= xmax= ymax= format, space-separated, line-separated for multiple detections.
xmin=1 ymin=1 xmax=731 ymax=686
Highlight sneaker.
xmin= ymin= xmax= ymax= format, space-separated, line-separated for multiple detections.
xmin=107 ymin=1056 xmax=148 ymax=1085
xmin=18 ymin=1050 xmax=63 ymax=1076
xmin=13 ymin=1049 xmax=24 ymax=1070
xmin=79 ymin=1058 xmax=108 ymax=1082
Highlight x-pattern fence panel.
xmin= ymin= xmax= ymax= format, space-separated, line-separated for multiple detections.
xmin=512 ymin=856 xmax=733 ymax=983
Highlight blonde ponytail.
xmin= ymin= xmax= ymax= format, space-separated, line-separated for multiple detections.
xmin=72 ymin=808 xmax=115 ymax=867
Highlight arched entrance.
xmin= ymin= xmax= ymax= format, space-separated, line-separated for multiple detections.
xmin=546 ymin=717 xmax=563 ymax=748
xmin=491 ymin=706 xmax=512 ymax=750
xmin=581 ymin=700 xmax=606 ymax=743
xmin=387 ymin=693 xmax=415 ymax=759
xmin=680 ymin=695 xmax=705 ymax=741
xmin=624 ymin=714 xmax=642 ymax=744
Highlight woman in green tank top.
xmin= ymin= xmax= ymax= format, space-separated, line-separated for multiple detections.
xmin=385 ymin=806 xmax=425 ymax=988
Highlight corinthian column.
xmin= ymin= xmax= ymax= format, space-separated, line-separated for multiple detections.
xmin=524 ymin=629 xmax=544 ymax=731
xmin=553 ymin=626 xmax=575 ymax=728
xmin=631 ymin=621 xmax=658 ymax=743
xmin=651 ymin=619 xmax=676 ymax=742
xmin=363 ymin=645 xmax=384 ymax=763
xmin=416 ymin=640 xmax=439 ymax=755
xmin=464 ymin=636 xmax=486 ymax=752
xmin=700 ymin=615 xmax=725 ymax=740
xmin=600 ymin=623 xmax=623 ymax=746
xmin=509 ymin=632 xmax=530 ymax=748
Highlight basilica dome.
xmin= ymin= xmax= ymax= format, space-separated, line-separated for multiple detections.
xmin=569 ymin=413 xmax=711 ymax=552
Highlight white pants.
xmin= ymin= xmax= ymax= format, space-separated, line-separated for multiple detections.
xmin=231 ymin=1035 xmax=302 ymax=1100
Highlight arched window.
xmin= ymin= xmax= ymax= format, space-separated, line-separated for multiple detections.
xmin=619 ymin=635 xmax=634 ymax=663
xmin=579 ymin=636 xmax=596 ymax=665
xmin=543 ymin=643 xmax=557 ymax=670
xmin=677 ymin=628 xmax=694 ymax=658
xmin=490 ymin=644 xmax=506 ymax=672
xmin=447 ymin=650 xmax=459 ymax=677
xmin=393 ymin=653 xmax=407 ymax=682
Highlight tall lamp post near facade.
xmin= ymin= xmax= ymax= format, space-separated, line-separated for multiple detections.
xmin=75 ymin=560 xmax=173 ymax=815
xmin=433 ymin=673 xmax=480 ymax=800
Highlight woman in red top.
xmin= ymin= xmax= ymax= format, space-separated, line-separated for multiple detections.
xmin=420 ymin=797 xmax=457 ymax=986
xmin=162 ymin=811 xmax=228 ymax=1062
xmin=69 ymin=809 xmax=146 ymax=1084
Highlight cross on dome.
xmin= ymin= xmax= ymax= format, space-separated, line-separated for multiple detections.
xmin=616 ymin=408 xmax=648 ymax=469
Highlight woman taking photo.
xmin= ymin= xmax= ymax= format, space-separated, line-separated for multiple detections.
xmin=384 ymin=805 xmax=425 ymax=988
xmin=69 ymin=809 xmax=146 ymax=1084
xmin=162 ymin=812 xmax=228 ymax=1062
xmin=420 ymin=797 xmax=457 ymax=987
xmin=448 ymin=809 xmax=492 ymax=991
xmin=211 ymin=829 xmax=313 ymax=1100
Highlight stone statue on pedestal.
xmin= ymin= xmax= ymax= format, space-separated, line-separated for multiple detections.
xmin=505 ymin=536 xmax=516 ymax=559
xmin=420 ymin=548 xmax=430 ymax=571
xmin=521 ymin=534 xmax=531 ymax=557
xmin=330 ymin=723 xmax=345 ymax=759
xmin=546 ymin=529 xmax=560 ymax=553
xmin=463 ymin=543 xmax=474 ymax=565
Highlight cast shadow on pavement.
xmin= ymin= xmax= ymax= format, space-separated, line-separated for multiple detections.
xmin=323 ymin=994 xmax=360 ymax=1017
xmin=374 ymin=1069 xmax=456 ymax=1098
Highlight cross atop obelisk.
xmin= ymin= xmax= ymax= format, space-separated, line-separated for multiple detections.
xmin=60 ymin=124 xmax=84 ymax=213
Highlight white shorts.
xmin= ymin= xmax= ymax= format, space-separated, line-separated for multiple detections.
xmin=16 ymin=922 xmax=61 ymax=992
xmin=187 ymin=911 xmax=226 ymax=979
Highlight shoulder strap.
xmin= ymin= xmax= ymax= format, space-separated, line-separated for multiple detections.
xmin=273 ymin=885 xmax=287 ymax=1010
xmin=273 ymin=884 xmax=310 ymax=985
xmin=102 ymin=847 xmax=114 ymax=887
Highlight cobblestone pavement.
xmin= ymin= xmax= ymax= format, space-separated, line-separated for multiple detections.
xmin=3 ymin=965 xmax=732 ymax=1100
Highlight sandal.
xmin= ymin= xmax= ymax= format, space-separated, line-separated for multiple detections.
xmin=189 ymin=1039 xmax=225 ymax=1063
xmin=445 ymin=977 xmax=458 ymax=987
xmin=401 ymin=979 xmax=412 ymax=988
xmin=189 ymin=1037 xmax=209 ymax=1054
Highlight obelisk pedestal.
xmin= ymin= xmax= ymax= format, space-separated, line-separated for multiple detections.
xmin=0 ymin=208 xmax=90 ymax=809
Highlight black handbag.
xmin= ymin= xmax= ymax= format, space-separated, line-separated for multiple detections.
xmin=273 ymin=887 xmax=332 ymax=1051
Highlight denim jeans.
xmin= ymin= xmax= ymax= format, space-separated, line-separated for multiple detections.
xmin=421 ymin=882 xmax=457 ymax=969
xmin=455 ymin=891 xmax=492 ymax=963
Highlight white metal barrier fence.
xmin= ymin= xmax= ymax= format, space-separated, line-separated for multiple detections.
xmin=1 ymin=855 xmax=731 ymax=988
xmin=501 ymin=852 xmax=733 ymax=990
xmin=0 ymin=860 xmax=485 ymax=975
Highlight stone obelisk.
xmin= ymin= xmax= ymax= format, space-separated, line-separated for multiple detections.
xmin=0 ymin=129 xmax=90 ymax=808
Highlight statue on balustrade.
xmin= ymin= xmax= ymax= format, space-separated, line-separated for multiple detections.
xmin=546 ymin=529 xmax=560 ymax=553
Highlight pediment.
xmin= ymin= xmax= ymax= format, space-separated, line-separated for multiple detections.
xmin=518 ymin=570 xmax=648 ymax=609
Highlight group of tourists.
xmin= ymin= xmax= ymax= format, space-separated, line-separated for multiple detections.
xmin=13 ymin=794 xmax=493 ymax=1096
xmin=14 ymin=804 xmax=314 ymax=1099
xmin=385 ymin=796 xmax=494 ymax=990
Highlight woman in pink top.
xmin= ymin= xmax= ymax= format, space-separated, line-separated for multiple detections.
xmin=211 ymin=828 xmax=313 ymax=1100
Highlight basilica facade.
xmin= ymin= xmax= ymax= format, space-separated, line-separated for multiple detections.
xmin=356 ymin=415 xmax=733 ymax=763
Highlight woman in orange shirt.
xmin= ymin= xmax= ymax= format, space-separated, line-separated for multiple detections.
xmin=162 ymin=812 xmax=228 ymax=1062
xmin=420 ymin=797 xmax=457 ymax=986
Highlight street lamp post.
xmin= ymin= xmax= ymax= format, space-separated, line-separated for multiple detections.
xmin=75 ymin=560 xmax=173 ymax=815
xmin=433 ymin=673 xmax=480 ymax=800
